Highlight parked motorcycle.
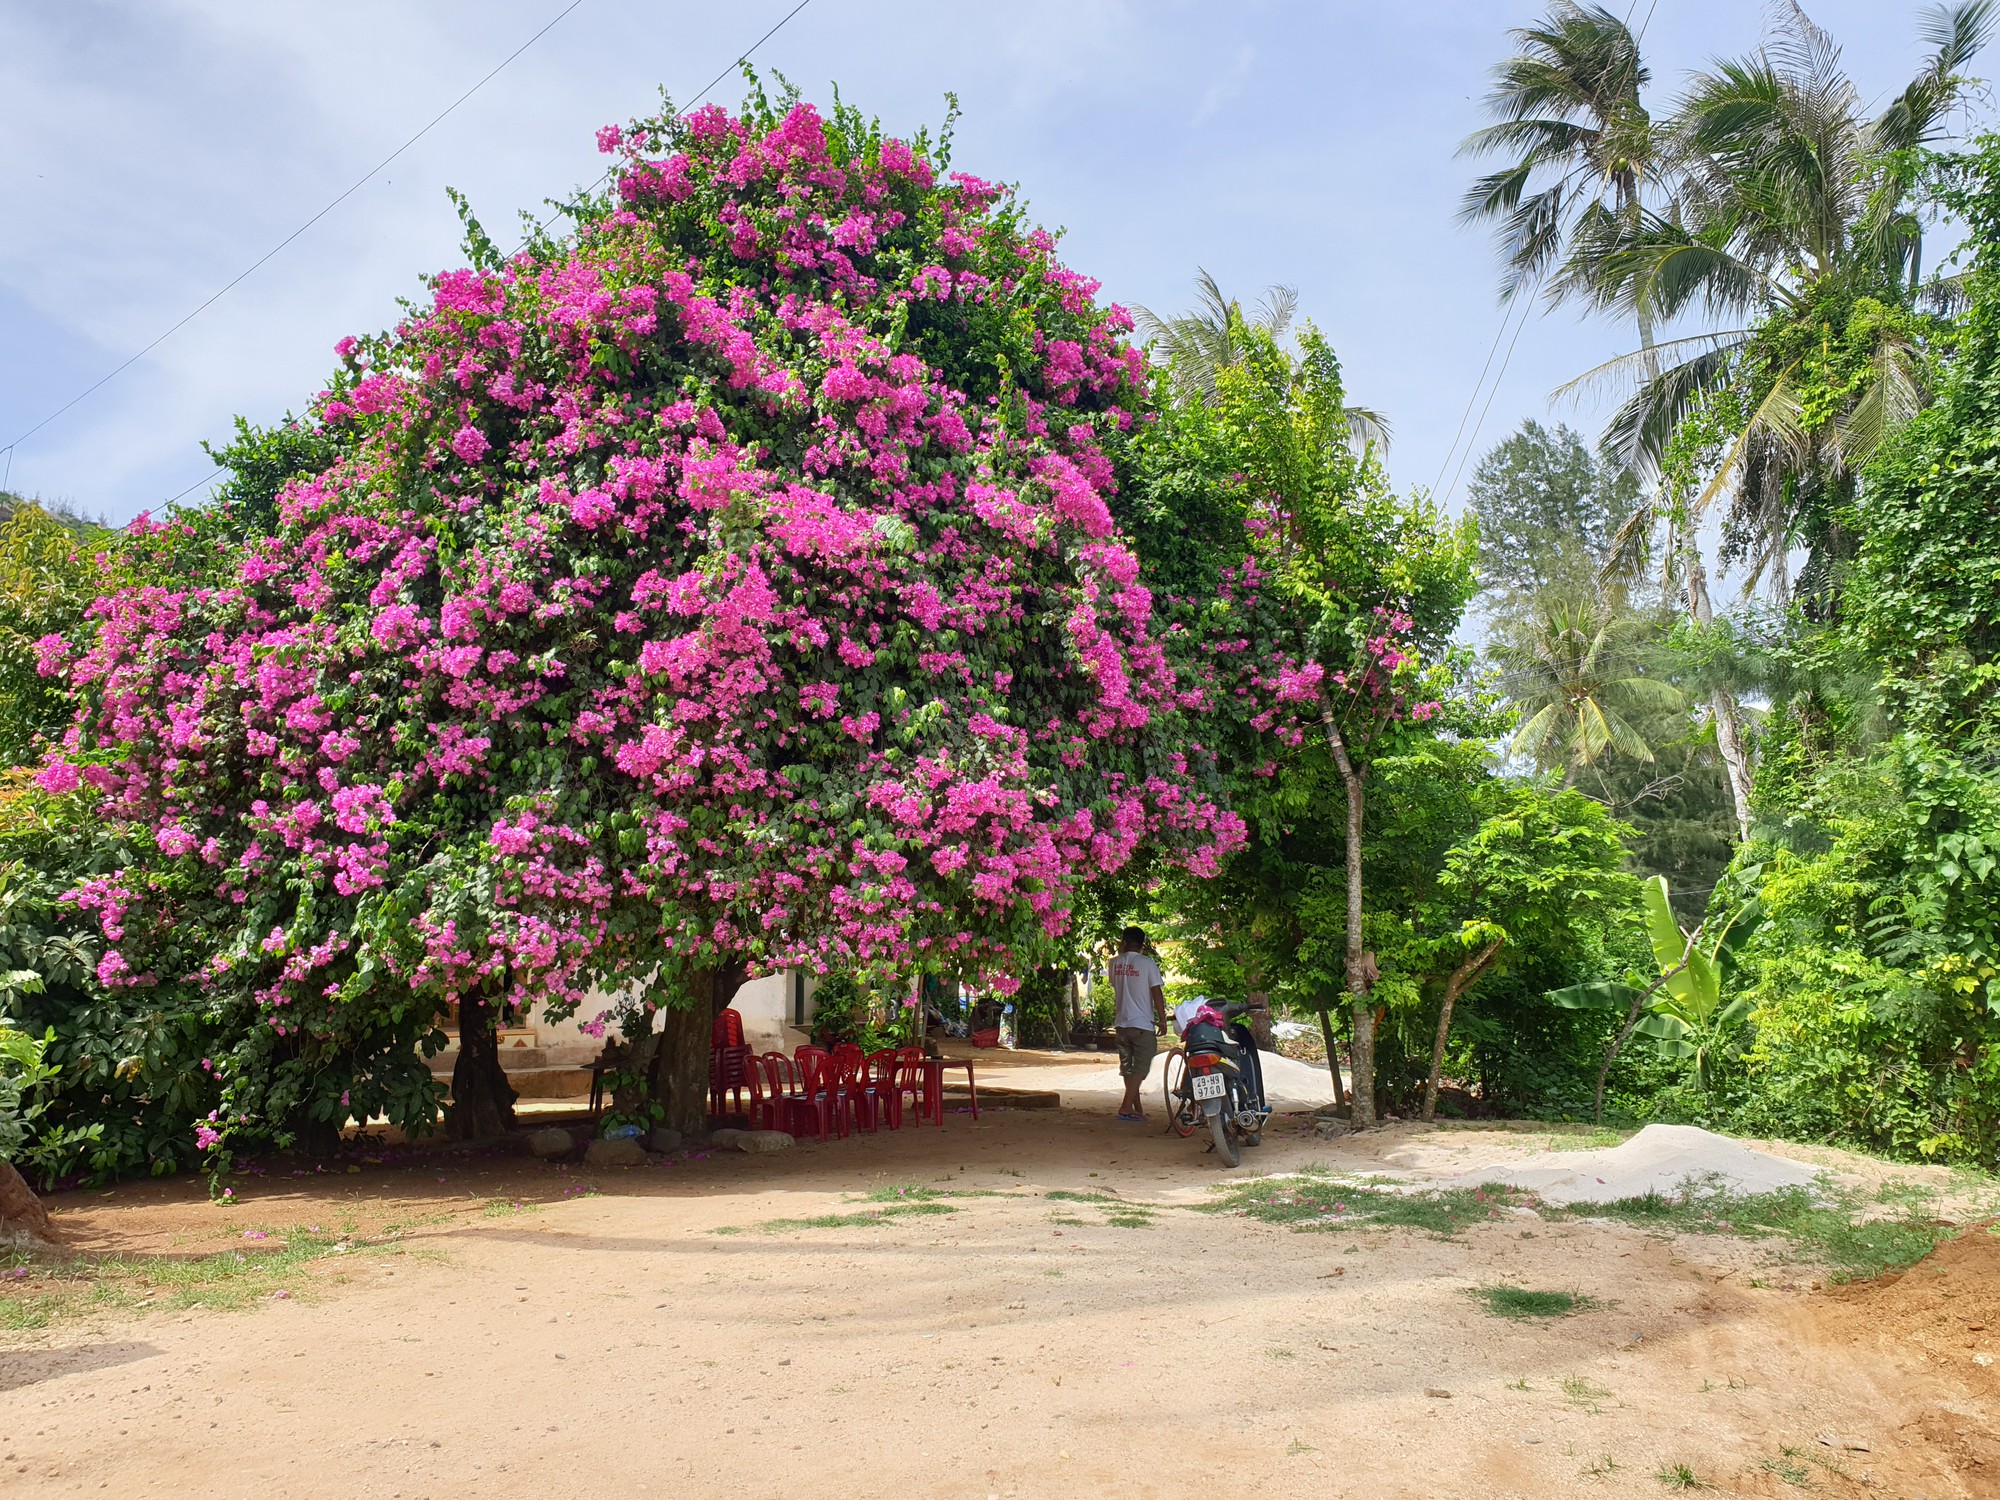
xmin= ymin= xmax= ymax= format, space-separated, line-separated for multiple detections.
xmin=1163 ymin=999 xmax=1271 ymax=1167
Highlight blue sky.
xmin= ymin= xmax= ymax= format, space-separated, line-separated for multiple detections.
xmin=0 ymin=0 xmax=1976 ymax=526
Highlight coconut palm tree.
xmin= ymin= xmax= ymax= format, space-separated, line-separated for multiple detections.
xmin=1459 ymin=2 xmax=1662 ymax=361
xmin=1540 ymin=2 xmax=1991 ymax=838
xmin=1133 ymin=270 xmax=1392 ymax=451
xmin=1577 ymin=1 xmax=1991 ymax=579
xmin=1492 ymin=594 xmax=1684 ymax=781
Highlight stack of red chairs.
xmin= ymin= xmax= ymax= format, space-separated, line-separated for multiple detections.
xmin=708 ymin=1007 xmax=753 ymax=1119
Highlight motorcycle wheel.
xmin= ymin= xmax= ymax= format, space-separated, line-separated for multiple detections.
xmin=1162 ymin=1049 xmax=1198 ymax=1138
xmin=1208 ymin=1111 xmax=1241 ymax=1167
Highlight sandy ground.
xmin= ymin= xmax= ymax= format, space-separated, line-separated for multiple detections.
xmin=3 ymin=1048 xmax=1997 ymax=1499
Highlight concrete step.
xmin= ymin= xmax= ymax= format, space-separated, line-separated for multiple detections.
xmin=434 ymin=1064 xmax=594 ymax=1100
xmin=428 ymin=1045 xmax=552 ymax=1076
xmin=432 ymin=1027 xmax=541 ymax=1055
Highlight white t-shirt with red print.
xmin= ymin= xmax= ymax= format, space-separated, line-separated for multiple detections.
xmin=1109 ymin=950 xmax=1163 ymax=1030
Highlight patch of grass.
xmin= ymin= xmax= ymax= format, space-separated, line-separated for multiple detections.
xmin=854 ymin=1183 xmax=1009 ymax=1204
xmin=1105 ymin=1211 xmax=1156 ymax=1229
xmin=1582 ymin=1454 xmax=1621 ymax=1479
xmin=1045 ymin=1189 xmax=1121 ymax=1204
xmin=1210 ymin=1175 xmax=1522 ymax=1239
xmin=1561 ymin=1375 xmax=1612 ymax=1413
xmin=1469 ymin=1286 xmax=1607 ymax=1320
xmin=856 ymin=1183 xmax=947 ymax=1203
xmin=1548 ymin=1179 xmax=1952 ymax=1281
xmin=1542 ymin=1128 xmax=1634 ymax=1152
xmin=1759 ymin=1451 xmax=1813 ymax=1487
xmin=1 ymin=1225 xmax=381 ymax=1331
xmin=480 ymin=1198 xmax=541 ymax=1217
xmin=1654 ymin=1461 xmax=1711 ymax=1490
xmin=737 ymin=1202 xmax=958 ymax=1234
xmin=1049 ymin=1214 xmax=1087 ymax=1227
xmin=1286 ymin=1438 xmax=1315 ymax=1456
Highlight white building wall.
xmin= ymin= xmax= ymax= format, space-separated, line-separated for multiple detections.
xmin=525 ymin=970 xmax=820 ymax=1065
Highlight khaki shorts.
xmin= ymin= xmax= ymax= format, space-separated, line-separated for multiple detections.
xmin=1115 ymin=1026 xmax=1158 ymax=1080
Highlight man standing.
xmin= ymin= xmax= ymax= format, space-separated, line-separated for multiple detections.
xmin=1110 ymin=926 xmax=1166 ymax=1121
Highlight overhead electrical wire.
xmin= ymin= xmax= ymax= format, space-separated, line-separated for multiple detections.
xmin=510 ymin=0 xmax=815 ymax=252
xmin=1429 ymin=0 xmax=1664 ymax=505
xmin=4 ymin=0 xmax=817 ymax=512
xmin=0 ymin=0 xmax=590 ymax=468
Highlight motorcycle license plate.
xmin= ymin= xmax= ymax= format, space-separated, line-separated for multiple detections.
xmin=1190 ymin=1072 xmax=1227 ymax=1101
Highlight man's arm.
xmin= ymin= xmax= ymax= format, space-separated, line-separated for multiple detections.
xmin=1151 ymin=984 xmax=1167 ymax=1034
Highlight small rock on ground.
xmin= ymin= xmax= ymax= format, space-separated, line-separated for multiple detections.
xmin=525 ymin=1128 xmax=575 ymax=1159
xmin=646 ymin=1127 xmax=683 ymax=1153
xmin=584 ymin=1137 xmax=647 ymax=1168
xmin=709 ymin=1128 xmax=748 ymax=1149
xmin=736 ymin=1130 xmax=794 ymax=1153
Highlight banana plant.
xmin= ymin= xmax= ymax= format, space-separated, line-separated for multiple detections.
xmin=1552 ymin=873 xmax=1761 ymax=1117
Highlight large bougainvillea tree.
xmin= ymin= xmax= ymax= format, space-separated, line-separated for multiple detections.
xmin=33 ymin=90 xmax=1245 ymax=1153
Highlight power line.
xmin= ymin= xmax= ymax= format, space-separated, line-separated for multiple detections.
xmin=0 ymin=0 xmax=589 ymax=463
xmin=1442 ymin=285 xmax=1539 ymax=505
xmin=139 ymin=0 xmax=818 ymax=515
xmin=1428 ymin=296 xmax=1516 ymax=498
xmin=1432 ymin=0 xmax=1663 ymax=503
xmin=511 ymin=0 xmax=816 ymax=251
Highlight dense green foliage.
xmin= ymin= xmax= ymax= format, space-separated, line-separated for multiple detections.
xmin=1465 ymin=421 xmax=1637 ymax=603
xmin=1714 ymin=136 xmax=2000 ymax=1164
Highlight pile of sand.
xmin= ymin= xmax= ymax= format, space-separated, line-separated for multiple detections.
xmin=1465 ymin=1122 xmax=1821 ymax=1205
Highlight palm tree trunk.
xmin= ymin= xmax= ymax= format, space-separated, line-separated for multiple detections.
xmin=1680 ymin=543 xmax=1754 ymax=838
xmin=1420 ymin=940 xmax=1503 ymax=1122
xmin=1320 ymin=708 xmax=1375 ymax=1128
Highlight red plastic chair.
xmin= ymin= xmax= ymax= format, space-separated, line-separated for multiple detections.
xmin=712 ymin=1007 xmax=745 ymax=1048
xmin=743 ymin=1053 xmax=782 ymax=1133
xmin=863 ymin=1050 xmax=903 ymax=1130
xmin=795 ymin=1049 xmax=851 ymax=1142
xmin=708 ymin=1043 xmax=754 ymax=1118
xmin=836 ymin=1048 xmax=895 ymax=1133
xmin=892 ymin=1051 xmax=935 ymax=1127
xmin=758 ymin=1052 xmax=815 ymax=1139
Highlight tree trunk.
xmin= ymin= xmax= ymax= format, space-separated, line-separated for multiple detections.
xmin=1315 ymin=1002 xmax=1347 ymax=1109
xmin=1593 ymin=933 xmax=1701 ymax=1122
xmin=1321 ymin=709 xmax=1375 ymax=1127
xmin=1244 ymin=992 xmax=1273 ymax=1051
xmin=1710 ymin=688 xmax=1755 ymax=840
xmin=1420 ymin=940 xmax=1503 ymax=1123
xmin=0 ymin=1157 xmax=60 ymax=1254
xmin=651 ymin=964 xmax=747 ymax=1139
xmin=1682 ymin=552 xmax=1754 ymax=839
xmin=446 ymin=997 xmax=517 ymax=1141
xmin=656 ymin=987 xmax=711 ymax=1139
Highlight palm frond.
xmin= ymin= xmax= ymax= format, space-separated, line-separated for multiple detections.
xmin=1255 ymin=284 xmax=1299 ymax=336
xmin=1691 ymin=361 xmax=1807 ymax=517
xmin=1599 ymin=499 xmax=1656 ymax=584
xmin=1595 ymin=346 xmax=1739 ymax=476
xmin=1873 ymin=1 xmax=1996 ymax=154
xmin=1834 ymin=337 xmax=1924 ymax=470
xmin=1343 ymin=405 xmax=1392 ymax=452
xmin=1599 ymin=703 xmax=1657 ymax=762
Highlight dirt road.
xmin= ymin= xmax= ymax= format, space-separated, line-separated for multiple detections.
xmin=3 ymin=1079 xmax=1995 ymax=1498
